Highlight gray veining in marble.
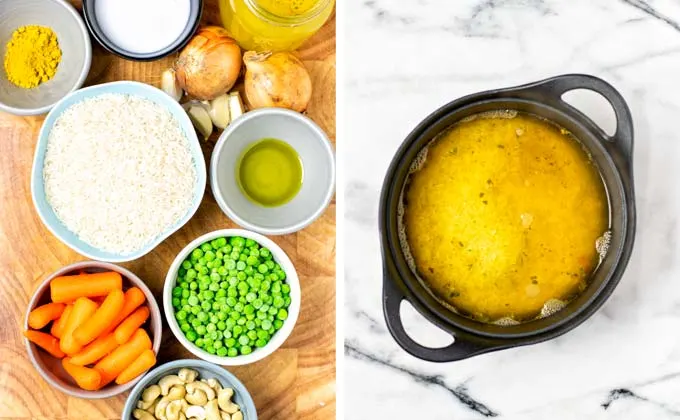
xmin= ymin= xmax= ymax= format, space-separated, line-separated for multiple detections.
xmin=343 ymin=0 xmax=680 ymax=418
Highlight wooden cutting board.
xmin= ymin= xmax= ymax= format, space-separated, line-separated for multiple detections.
xmin=0 ymin=1 xmax=336 ymax=419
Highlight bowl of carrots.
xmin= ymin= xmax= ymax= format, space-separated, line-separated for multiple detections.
xmin=23 ymin=261 xmax=162 ymax=398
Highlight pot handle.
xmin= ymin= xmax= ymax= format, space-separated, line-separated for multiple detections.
xmin=513 ymin=74 xmax=634 ymax=165
xmin=382 ymin=275 xmax=489 ymax=362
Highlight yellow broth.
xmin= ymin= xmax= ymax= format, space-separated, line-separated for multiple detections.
xmin=403 ymin=112 xmax=609 ymax=322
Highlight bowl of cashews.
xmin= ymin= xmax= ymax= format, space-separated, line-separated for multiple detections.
xmin=121 ymin=359 xmax=257 ymax=420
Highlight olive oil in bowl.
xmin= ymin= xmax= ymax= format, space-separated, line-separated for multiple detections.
xmin=236 ymin=138 xmax=303 ymax=207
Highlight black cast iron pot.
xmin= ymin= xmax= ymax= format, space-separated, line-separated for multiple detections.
xmin=380 ymin=74 xmax=636 ymax=362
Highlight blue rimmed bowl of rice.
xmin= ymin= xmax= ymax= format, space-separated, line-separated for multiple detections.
xmin=31 ymin=81 xmax=206 ymax=262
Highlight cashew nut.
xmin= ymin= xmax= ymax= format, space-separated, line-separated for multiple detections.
xmin=167 ymin=384 xmax=187 ymax=401
xmin=160 ymin=375 xmax=185 ymax=395
xmin=217 ymin=388 xmax=239 ymax=414
xmin=186 ymin=381 xmax=216 ymax=401
xmin=179 ymin=413 xmax=187 ymax=420
xmin=143 ymin=384 xmax=162 ymax=402
xmin=231 ymin=412 xmax=243 ymax=420
xmin=147 ymin=399 xmax=159 ymax=414
xmin=206 ymin=378 xmax=222 ymax=391
xmin=178 ymin=368 xmax=199 ymax=383
xmin=166 ymin=399 xmax=185 ymax=420
xmin=137 ymin=399 xmax=156 ymax=410
xmin=205 ymin=399 xmax=221 ymax=420
xmin=220 ymin=413 xmax=231 ymax=420
xmin=185 ymin=388 xmax=208 ymax=406
xmin=156 ymin=397 xmax=171 ymax=420
xmin=185 ymin=405 xmax=207 ymax=420
xmin=133 ymin=409 xmax=156 ymax=420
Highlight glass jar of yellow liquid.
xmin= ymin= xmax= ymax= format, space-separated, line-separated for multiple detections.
xmin=219 ymin=0 xmax=334 ymax=52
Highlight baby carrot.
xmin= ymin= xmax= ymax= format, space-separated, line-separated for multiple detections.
xmin=23 ymin=330 xmax=65 ymax=358
xmin=95 ymin=329 xmax=151 ymax=386
xmin=114 ymin=306 xmax=149 ymax=345
xmin=101 ymin=287 xmax=146 ymax=336
xmin=73 ymin=289 xmax=124 ymax=346
xmin=59 ymin=297 xmax=98 ymax=355
xmin=62 ymin=358 xmax=102 ymax=391
xmin=50 ymin=272 xmax=122 ymax=303
xmin=28 ymin=302 xmax=66 ymax=330
xmin=115 ymin=349 xmax=156 ymax=385
xmin=69 ymin=333 xmax=119 ymax=366
xmin=50 ymin=304 xmax=73 ymax=338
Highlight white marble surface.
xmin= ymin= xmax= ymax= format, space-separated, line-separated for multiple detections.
xmin=343 ymin=0 xmax=680 ymax=418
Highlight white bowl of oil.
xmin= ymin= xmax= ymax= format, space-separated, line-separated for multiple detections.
xmin=210 ymin=108 xmax=335 ymax=235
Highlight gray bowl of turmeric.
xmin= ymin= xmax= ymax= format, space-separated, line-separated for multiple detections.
xmin=0 ymin=0 xmax=92 ymax=116
xmin=121 ymin=359 xmax=257 ymax=420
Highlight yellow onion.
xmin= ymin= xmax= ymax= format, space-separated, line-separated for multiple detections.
xmin=175 ymin=26 xmax=242 ymax=100
xmin=243 ymin=51 xmax=312 ymax=112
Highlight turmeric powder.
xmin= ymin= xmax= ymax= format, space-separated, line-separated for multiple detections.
xmin=4 ymin=25 xmax=62 ymax=89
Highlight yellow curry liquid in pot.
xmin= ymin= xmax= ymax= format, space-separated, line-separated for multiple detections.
xmin=219 ymin=0 xmax=335 ymax=51
xmin=402 ymin=111 xmax=609 ymax=323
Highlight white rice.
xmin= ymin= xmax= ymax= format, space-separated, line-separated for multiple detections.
xmin=43 ymin=93 xmax=197 ymax=255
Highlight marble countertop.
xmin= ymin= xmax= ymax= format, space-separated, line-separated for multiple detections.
xmin=343 ymin=0 xmax=680 ymax=418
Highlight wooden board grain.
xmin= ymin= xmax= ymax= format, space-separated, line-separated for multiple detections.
xmin=0 ymin=1 xmax=336 ymax=419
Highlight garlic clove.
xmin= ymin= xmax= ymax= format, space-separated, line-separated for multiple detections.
xmin=208 ymin=94 xmax=231 ymax=129
xmin=161 ymin=68 xmax=183 ymax=101
xmin=228 ymin=92 xmax=244 ymax=122
xmin=183 ymin=102 xmax=213 ymax=141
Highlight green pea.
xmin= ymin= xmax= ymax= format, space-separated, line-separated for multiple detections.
xmin=258 ymin=264 xmax=269 ymax=274
xmin=217 ymin=321 xmax=226 ymax=330
xmin=172 ymin=297 xmax=181 ymax=307
xmin=180 ymin=322 xmax=191 ymax=332
xmin=240 ymin=346 xmax=252 ymax=355
xmin=195 ymin=338 xmax=204 ymax=348
xmin=186 ymin=330 xmax=197 ymax=342
xmin=226 ymin=337 xmax=236 ymax=348
xmin=228 ymin=348 xmax=238 ymax=357
xmin=176 ymin=310 xmax=187 ymax=320
xmin=255 ymin=339 xmax=267 ymax=348
xmin=274 ymin=319 xmax=283 ymax=329
xmin=192 ymin=248 xmax=204 ymax=259
xmin=262 ymin=319 xmax=272 ymax=330
xmin=201 ymin=243 xmax=212 ymax=252
xmin=246 ymin=320 xmax=256 ymax=330
xmin=217 ymin=347 xmax=228 ymax=357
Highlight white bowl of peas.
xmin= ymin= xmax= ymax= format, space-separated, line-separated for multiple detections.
xmin=163 ymin=229 xmax=300 ymax=366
